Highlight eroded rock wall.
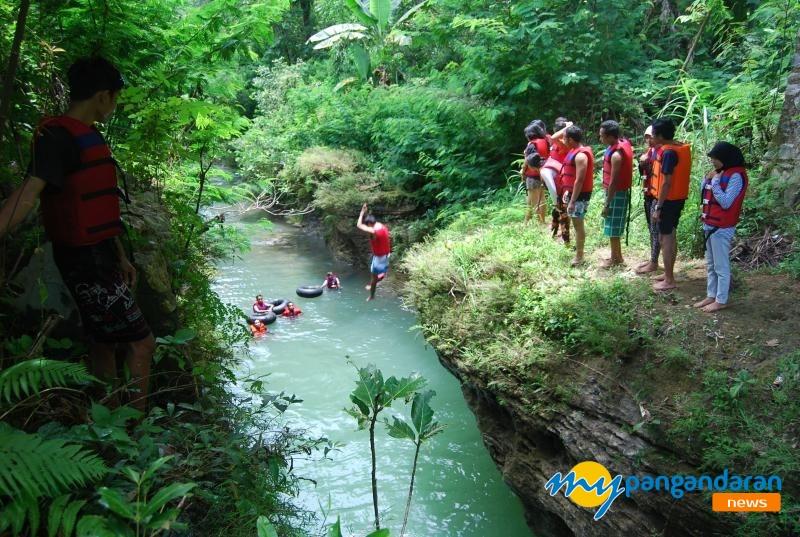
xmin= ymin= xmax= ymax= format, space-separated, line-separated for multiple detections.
xmin=771 ymin=31 xmax=800 ymax=209
xmin=438 ymin=354 xmax=736 ymax=537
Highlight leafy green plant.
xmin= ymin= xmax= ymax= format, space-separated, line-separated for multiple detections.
xmin=0 ymin=424 xmax=108 ymax=535
xmin=87 ymin=456 xmax=195 ymax=537
xmin=0 ymin=358 xmax=97 ymax=404
xmin=385 ymin=389 xmax=444 ymax=536
xmin=308 ymin=0 xmax=428 ymax=82
xmin=346 ymin=364 xmax=426 ymax=530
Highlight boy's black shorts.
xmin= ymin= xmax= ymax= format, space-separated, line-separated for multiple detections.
xmin=657 ymin=199 xmax=686 ymax=235
xmin=53 ymin=239 xmax=152 ymax=344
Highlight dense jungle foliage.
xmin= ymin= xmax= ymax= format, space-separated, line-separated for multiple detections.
xmin=1 ymin=0 xmax=799 ymax=535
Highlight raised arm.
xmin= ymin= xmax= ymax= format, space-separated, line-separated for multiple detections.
xmin=356 ymin=203 xmax=374 ymax=234
xmin=551 ymin=121 xmax=574 ymax=141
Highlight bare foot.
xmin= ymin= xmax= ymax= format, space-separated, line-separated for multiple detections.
xmin=599 ymin=258 xmax=624 ymax=269
xmin=650 ymin=272 xmax=666 ymax=281
xmin=693 ymin=297 xmax=715 ymax=308
xmin=570 ymin=257 xmax=585 ymax=267
xmin=701 ymin=301 xmax=728 ymax=313
xmin=653 ymin=280 xmax=677 ymax=291
xmin=635 ymin=262 xmax=659 ymax=275
xmin=366 ymin=296 xmax=373 ymax=302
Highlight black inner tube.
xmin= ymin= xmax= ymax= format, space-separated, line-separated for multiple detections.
xmin=270 ymin=298 xmax=288 ymax=314
xmin=252 ymin=311 xmax=277 ymax=325
xmin=296 ymin=285 xmax=323 ymax=298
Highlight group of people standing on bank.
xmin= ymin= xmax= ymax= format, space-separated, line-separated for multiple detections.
xmin=520 ymin=116 xmax=748 ymax=312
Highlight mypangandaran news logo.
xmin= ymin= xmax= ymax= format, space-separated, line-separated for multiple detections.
xmin=545 ymin=461 xmax=782 ymax=520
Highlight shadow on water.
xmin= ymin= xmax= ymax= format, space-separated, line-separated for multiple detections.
xmin=213 ymin=218 xmax=532 ymax=537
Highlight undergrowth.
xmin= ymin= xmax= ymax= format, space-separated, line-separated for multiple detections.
xmin=403 ymin=195 xmax=799 ymax=536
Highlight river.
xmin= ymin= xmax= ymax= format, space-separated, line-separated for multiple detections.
xmin=212 ymin=216 xmax=531 ymax=537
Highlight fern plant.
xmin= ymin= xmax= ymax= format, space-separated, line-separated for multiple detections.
xmin=0 ymin=358 xmax=97 ymax=404
xmin=0 ymin=358 xmax=105 ymax=536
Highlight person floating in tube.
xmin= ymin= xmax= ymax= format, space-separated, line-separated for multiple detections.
xmin=357 ymin=203 xmax=391 ymax=301
xmin=322 ymin=271 xmax=341 ymax=289
xmin=253 ymin=294 xmax=272 ymax=314
xmin=248 ymin=318 xmax=268 ymax=336
xmin=282 ymin=302 xmax=303 ymax=317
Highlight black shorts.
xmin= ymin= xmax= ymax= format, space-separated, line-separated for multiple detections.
xmin=53 ymin=239 xmax=152 ymax=344
xmin=657 ymin=199 xmax=685 ymax=235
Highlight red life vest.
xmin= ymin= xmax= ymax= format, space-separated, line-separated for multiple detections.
xmin=602 ymin=139 xmax=633 ymax=191
xmin=701 ymin=167 xmax=748 ymax=228
xmin=549 ymin=138 xmax=569 ymax=164
xmin=370 ymin=225 xmax=391 ymax=256
xmin=524 ymin=138 xmax=550 ymax=177
xmin=37 ymin=116 xmax=123 ymax=247
xmin=559 ymin=146 xmax=595 ymax=194
xmin=326 ymin=274 xmax=339 ymax=288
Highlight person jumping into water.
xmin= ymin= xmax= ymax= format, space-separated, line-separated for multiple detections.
xmin=357 ymin=203 xmax=391 ymax=301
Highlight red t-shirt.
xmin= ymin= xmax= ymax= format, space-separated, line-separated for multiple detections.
xmin=370 ymin=225 xmax=391 ymax=256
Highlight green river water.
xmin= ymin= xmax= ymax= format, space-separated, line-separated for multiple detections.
xmin=213 ymin=218 xmax=532 ymax=537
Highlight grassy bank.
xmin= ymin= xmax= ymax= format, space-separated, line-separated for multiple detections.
xmin=403 ymin=196 xmax=800 ymax=536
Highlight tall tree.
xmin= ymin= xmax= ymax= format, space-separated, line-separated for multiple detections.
xmin=0 ymin=0 xmax=31 ymax=140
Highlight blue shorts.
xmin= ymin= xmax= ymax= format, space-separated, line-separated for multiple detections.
xmin=371 ymin=254 xmax=389 ymax=275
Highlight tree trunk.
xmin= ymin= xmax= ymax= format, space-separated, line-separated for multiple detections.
xmin=369 ymin=414 xmax=380 ymax=530
xmin=0 ymin=0 xmax=32 ymax=138
xmin=400 ymin=441 xmax=421 ymax=536
xmin=769 ymin=31 xmax=800 ymax=208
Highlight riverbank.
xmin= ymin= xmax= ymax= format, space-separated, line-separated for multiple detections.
xmin=0 ymin=192 xmax=315 ymax=536
xmin=402 ymin=198 xmax=800 ymax=537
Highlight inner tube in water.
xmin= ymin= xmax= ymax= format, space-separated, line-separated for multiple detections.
xmin=270 ymin=298 xmax=288 ymax=315
xmin=252 ymin=311 xmax=277 ymax=325
xmin=296 ymin=285 xmax=323 ymax=298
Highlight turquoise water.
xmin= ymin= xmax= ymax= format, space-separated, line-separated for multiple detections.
xmin=213 ymin=218 xmax=531 ymax=537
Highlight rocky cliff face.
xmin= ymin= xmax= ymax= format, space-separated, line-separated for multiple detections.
xmin=436 ymin=354 xmax=735 ymax=537
xmin=770 ymin=31 xmax=800 ymax=208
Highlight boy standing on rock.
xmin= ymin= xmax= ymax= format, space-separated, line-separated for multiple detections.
xmin=0 ymin=57 xmax=154 ymax=411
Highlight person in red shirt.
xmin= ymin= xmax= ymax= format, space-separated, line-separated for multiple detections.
xmin=598 ymin=120 xmax=634 ymax=268
xmin=357 ymin=203 xmax=391 ymax=301
xmin=520 ymin=121 xmax=549 ymax=225
xmin=544 ymin=117 xmax=573 ymax=242
xmin=0 ymin=57 xmax=154 ymax=411
xmin=282 ymin=302 xmax=302 ymax=317
xmin=558 ymin=126 xmax=595 ymax=266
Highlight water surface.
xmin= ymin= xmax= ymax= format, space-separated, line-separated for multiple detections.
xmin=213 ymin=218 xmax=531 ymax=537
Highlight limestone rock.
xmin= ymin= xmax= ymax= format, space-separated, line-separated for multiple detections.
xmin=438 ymin=354 xmax=736 ymax=537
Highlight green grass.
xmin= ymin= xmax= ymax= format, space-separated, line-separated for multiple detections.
xmin=403 ymin=195 xmax=800 ymax=537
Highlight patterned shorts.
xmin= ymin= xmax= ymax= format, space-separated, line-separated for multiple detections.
xmin=53 ymin=239 xmax=151 ymax=343
xmin=603 ymin=190 xmax=630 ymax=238
xmin=526 ymin=176 xmax=544 ymax=190
xmin=566 ymin=192 xmax=591 ymax=219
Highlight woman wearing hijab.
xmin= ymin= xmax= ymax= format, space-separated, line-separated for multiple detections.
xmin=693 ymin=142 xmax=748 ymax=313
